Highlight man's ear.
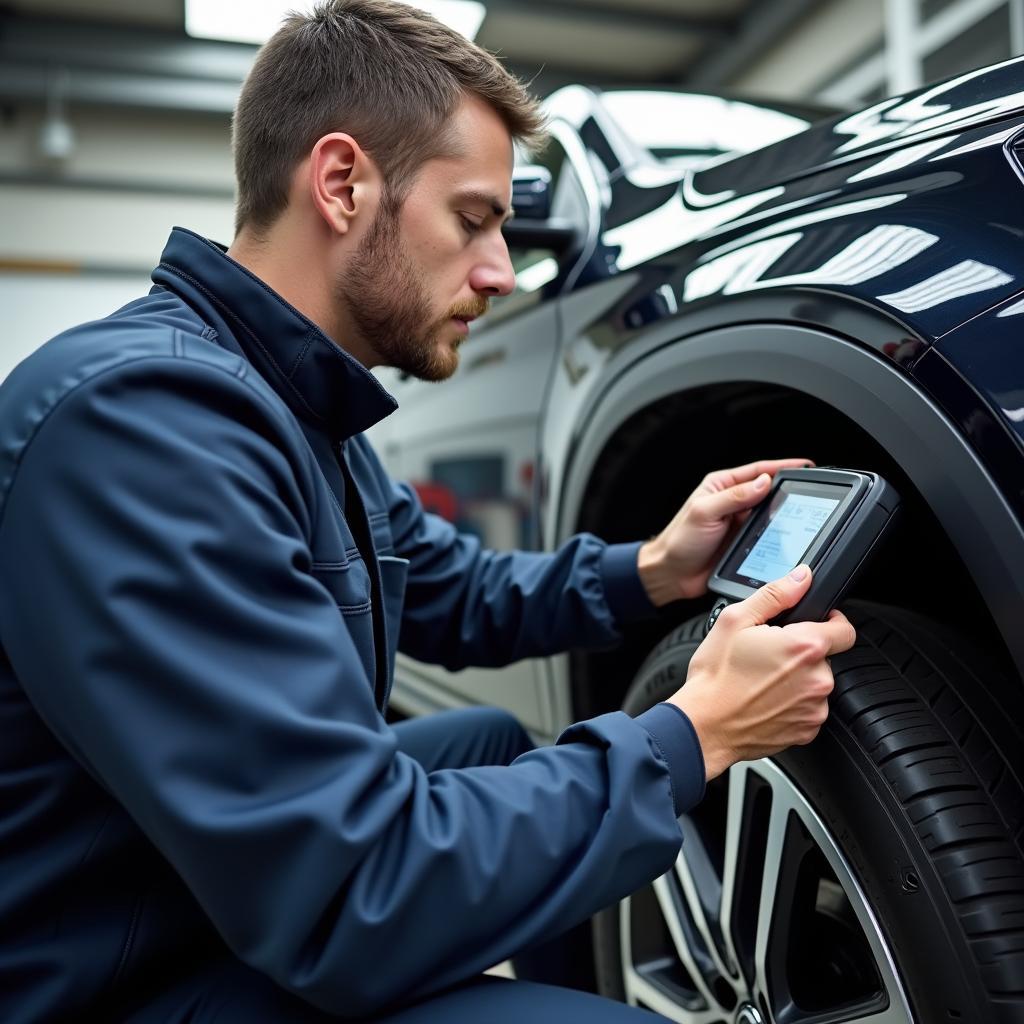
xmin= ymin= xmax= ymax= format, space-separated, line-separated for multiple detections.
xmin=308 ymin=133 xmax=381 ymax=237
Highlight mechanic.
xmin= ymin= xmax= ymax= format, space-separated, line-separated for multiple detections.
xmin=0 ymin=2 xmax=855 ymax=1022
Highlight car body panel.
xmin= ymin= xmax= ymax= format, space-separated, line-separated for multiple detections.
xmin=588 ymin=116 xmax=1024 ymax=345
xmin=368 ymin=301 xmax=561 ymax=732
xmin=693 ymin=54 xmax=1024 ymax=198
xmin=934 ymin=282 xmax=1024 ymax=455
xmin=551 ymin=324 xmax=1024 ymax=674
xmin=377 ymin=66 xmax=1024 ymax=732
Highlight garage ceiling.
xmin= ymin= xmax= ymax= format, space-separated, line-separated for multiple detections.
xmin=1 ymin=0 xmax=826 ymax=115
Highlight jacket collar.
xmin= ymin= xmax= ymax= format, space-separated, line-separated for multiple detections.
xmin=152 ymin=226 xmax=397 ymax=441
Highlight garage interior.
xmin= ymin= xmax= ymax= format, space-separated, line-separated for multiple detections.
xmin=2 ymin=2 xmax=1024 ymax=1022
xmin=1 ymin=0 xmax=1021 ymax=364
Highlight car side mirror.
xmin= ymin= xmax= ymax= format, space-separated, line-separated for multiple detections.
xmin=503 ymin=165 xmax=580 ymax=255
xmin=511 ymin=166 xmax=553 ymax=219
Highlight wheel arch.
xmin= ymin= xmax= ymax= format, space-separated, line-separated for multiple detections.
xmin=553 ymin=323 xmax=1024 ymax=721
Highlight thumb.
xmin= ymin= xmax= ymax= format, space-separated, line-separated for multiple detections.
xmin=728 ymin=565 xmax=813 ymax=628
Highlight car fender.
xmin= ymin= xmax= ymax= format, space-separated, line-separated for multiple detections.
xmin=549 ymin=321 xmax=1024 ymax=681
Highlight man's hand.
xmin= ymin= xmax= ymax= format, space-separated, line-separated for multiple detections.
xmin=637 ymin=458 xmax=813 ymax=606
xmin=668 ymin=566 xmax=857 ymax=779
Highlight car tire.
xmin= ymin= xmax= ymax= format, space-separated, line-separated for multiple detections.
xmin=592 ymin=601 xmax=1024 ymax=1023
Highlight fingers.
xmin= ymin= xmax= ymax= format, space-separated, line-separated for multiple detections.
xmin=778 ymin=609 xmax=857 ymax=657
xmin=697 ymin=473 xmax=770 ymax=520
xmin=822 ymin=609 xmax=857 ymax=655
xmin=705 ymin=457 xmax=815 ymax=490
xmin=720 ymin=565 xmax=813 ymax=629
xmin=694 ymin=457 xmax=816 ymax=522
xmin=796 ymin=698 xmax=831 ymax=745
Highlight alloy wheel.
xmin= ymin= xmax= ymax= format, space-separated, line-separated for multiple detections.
xmin=619 ymin=759 xmax=914 ymax=1024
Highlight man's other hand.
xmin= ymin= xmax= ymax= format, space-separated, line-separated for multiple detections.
xmin=637 ymin=457 xmax=813 ymax=606
xmin=668 ymin=566 xmax=857 ymax=780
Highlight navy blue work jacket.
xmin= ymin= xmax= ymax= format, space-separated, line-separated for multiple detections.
xmin=0 ymin=227 xmax=704 ymax=1021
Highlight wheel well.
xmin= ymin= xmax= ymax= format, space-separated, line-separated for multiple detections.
xmin=569 ymin=380 xmax=1020 ymax=721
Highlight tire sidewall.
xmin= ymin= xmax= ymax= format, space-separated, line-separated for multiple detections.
xmin=775 ymin=725 xmax=980 ymax=1021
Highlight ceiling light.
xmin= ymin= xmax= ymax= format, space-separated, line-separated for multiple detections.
xmin=185 ymin=0 xmax=485 ymax=45
xmin=39 ymin=71 xmax=75 ymax=163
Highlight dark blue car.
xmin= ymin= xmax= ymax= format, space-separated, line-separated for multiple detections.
xmin=373 ymin=60 xmax=1024 ymax=1024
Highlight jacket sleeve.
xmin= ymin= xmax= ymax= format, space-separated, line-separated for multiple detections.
xmin=0 ymin=356 xmax=704 ymax=1018
xmin=380 ymin=455 xmax=657 ymax=670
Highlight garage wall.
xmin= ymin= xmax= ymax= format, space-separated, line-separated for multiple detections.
xmin=1 ymin=273 xmax=150 ymax=381
xmin=3 ymin=0 xmax=1023 ymax=380
xmin=0 ymin=106 xmax=234 ymax=267
xmin=731 ymin=0 xmax=885 ymax=100
xmin=0 ymin=104 xmax=234 ymax=375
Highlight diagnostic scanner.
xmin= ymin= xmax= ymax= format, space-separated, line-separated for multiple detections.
xmin=705 ymin=468 xmax=899 ymax=634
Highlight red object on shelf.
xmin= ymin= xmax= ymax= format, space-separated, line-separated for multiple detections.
xmin=412 ymin=481 xmax=460 ymax=523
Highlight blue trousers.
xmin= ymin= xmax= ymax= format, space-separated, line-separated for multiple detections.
xmin=124 ymin=707 xmax=669 ymax=1023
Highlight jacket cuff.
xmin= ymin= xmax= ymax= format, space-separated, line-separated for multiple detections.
xmin=635 ymin=702 xmax=707 ymax=815
xmin=600 ymin=541 xmax=656 ymax=625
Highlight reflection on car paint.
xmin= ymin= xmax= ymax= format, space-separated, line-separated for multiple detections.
xmin=845 ymin=138 xmax=951 ymax=181
xmin=598 ymin=92 xmax=809 ymax=166
xmin=683 ymin=224 xmax=939 ymax=302
xmin=601 ymin=186 xmax=785 ymax=272
xmin=877 ymin=260 xmax=1013 ymax=313
xmin=696 ymin=194 xmax=909 ymax=260
xmin=928 ymin=123 xmax=1019 ymax=160
xmin=694 ymin=55 xmax=1024 ymax=200
xmin=995 ymin=295 xmax=1024 ymax=316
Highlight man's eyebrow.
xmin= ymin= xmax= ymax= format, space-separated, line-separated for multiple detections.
xmin=457 ymin=190 xmax=515 ymax=224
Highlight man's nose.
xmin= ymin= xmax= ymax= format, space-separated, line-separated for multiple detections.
xmin=469 ymin=236 xmax=516 ymax=297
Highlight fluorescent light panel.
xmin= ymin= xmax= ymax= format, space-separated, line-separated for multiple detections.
xmin=185 ymin=0 xmax=485 ymax=44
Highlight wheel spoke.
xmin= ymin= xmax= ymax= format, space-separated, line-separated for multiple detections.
xmin=675 ymin=815 xmax=737 ymax=983
xmin=719 ymin=763 xmax=751 ymax=979
xmin=652 ymin=873 xmax=722 ymax=1012
xmin=721 ymin=763 xmax=775 ymax=991
xmin=784 ymin=999 xmax=911 ymax=1024
xmin=843 ymin=1004 xmax=913 ymax=1024
xmin=753 ymin=793 xmax=790 ymax=1005
xmin=623 ymin=968 xmax=722 ymax=1024
xmin=619 ymin=759 xmax=915 ymax=1024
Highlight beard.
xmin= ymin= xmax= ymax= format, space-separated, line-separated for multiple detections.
xmin=338 ymin=196 xmax=487 ymax=382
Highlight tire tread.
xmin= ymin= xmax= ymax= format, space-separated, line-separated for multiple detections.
xmin=835 ymin=602 xmax=1024 ymax=1010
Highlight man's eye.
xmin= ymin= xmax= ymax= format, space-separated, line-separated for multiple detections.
xmin=460 ymin=215 xmax=482 ymax=235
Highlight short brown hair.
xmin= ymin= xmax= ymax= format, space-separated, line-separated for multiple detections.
xmin=232 ymin=0 xmax=546 ymax=235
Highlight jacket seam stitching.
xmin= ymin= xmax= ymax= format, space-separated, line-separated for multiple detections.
xmin=158 ymin=263 xmax=326 ymax=425
xmin=167 ymin=233 xmax=397 ymax=405
xmin=109 ymin=890 xmax=144 ymax=991
xmin=287 ymin=328 xmax=316 ymax=380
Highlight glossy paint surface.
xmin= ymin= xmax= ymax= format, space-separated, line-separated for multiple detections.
xmin=935 ymin=290 xmax=1024 ymax=447
xmin=583 ymin=116 xmax=1024 ymax=356
xmin=378 ymin=66 xmax=1024 ymax=727
xmin=694 ymin=55 xmax=1024 ymax=198
xmin=532 ymin=75 xmax=1024 ymax=547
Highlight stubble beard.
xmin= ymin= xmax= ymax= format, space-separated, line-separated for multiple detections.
xmin=339 ymin=198 xmax=463 ymax=383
